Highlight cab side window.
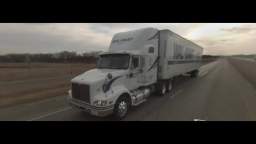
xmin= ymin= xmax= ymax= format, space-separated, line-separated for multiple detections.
xmin=132 ymin=56 xmax=139 ymax=69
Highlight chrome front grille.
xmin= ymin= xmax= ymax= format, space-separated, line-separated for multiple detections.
xmin=72 ymin=83 xmax=90 ymax=103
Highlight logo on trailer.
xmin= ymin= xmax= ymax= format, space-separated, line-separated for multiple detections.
xmin=112 ymin=37 xmax=134 ymax=43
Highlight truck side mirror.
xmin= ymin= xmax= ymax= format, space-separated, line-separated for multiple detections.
xmin=132 ymin=56 xmax=138 ymax=66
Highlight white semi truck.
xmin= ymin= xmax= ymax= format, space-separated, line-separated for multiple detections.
xmin=68 ymin=27 xmax=203 ymax=119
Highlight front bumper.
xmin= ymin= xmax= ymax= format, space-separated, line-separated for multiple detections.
xmin=68 ymin=97 xmax=114 ymax=117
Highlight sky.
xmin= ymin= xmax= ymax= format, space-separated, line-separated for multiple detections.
xmin=0 ymin=23 xmax=256 ymax=56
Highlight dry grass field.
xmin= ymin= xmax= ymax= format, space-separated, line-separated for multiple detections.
xmin=0 ymin=63 xmax=95 ymax=108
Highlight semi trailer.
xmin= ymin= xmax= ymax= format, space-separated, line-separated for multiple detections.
xmin=67 ymin=27 xmax=203 ymax=119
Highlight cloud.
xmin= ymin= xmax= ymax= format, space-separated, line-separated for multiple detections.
xmin=88 ymin=23 xmax=206 ymax=37
xmin=0 ymin=23 xmax=110 ymax=54
xmin=221 ymin=26 xmax=255 ymax=34
xmin=0 ymin=23 xmax=207 ymax=55
xmin=0 ymin=29 xmax=105 ymax=54
xmin=0 ymin=23 xmax=256 ymax=55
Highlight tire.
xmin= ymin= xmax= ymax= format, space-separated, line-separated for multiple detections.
xmin=158 ymin=82 xmax=167 ymax=96
xmin=190 ymin=70 xmax=199 ymax=78
xmin=167 ymin=79 xmax=173 ymax=92
xmin=113 ymin=96 xmax=130 ymax=120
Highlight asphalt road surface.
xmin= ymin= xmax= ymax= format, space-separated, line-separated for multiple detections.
xmin=0 ymin=58 xmax=256 ymax=121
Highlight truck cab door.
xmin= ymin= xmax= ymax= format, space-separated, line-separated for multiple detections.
xmin=127 ymin=55 xmax=142 ymax=90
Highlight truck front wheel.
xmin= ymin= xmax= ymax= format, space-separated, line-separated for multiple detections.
xmin=113 ymin=96 xmax=130 ymax=120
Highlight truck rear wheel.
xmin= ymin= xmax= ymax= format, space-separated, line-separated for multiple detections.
xmin=113 ymin=96 xmax=130 ymax=120
xmin=158 ymin=82 xmax=167 ymax=96
xmin=167 ymin=79 xmax=173 ymax=92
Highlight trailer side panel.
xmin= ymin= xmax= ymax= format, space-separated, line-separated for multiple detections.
xmin=158 ymin=30 xmax=203 ymax=80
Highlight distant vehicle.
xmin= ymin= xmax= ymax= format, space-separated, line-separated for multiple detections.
xmin=68 ymin=28 xmax=203 ymax=119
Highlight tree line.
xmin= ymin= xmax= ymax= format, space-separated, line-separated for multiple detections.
xmin=202 ymin=55 xmax=220 ymax=59
xmin=0 ymin=51 xmax=103 ymax=63
xmin=0 ymin=51 xmax=220 ymax=63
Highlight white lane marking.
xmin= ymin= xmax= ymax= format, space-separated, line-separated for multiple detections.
xmin=193 ymin=119 xmax=206 ymax=121
xmin=198 ymin=61 xmax=220 ymax=78
xmin=199 ymin=70 xmax=209 ymax=78
xmin=199 ymin=61 xmax=219 ymax=72
xmin=27 ymin=107 xmax=72 ymax=121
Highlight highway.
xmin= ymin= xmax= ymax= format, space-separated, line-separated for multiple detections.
xmin=0 ymin=58 xmax=256 ymax=121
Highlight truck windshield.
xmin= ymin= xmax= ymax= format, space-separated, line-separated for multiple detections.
xmin=97 ymin=54 xmax=130 ymax=69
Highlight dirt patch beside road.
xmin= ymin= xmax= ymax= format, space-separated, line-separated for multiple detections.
xmin=0 ymin=63 xmax=95 ymax=108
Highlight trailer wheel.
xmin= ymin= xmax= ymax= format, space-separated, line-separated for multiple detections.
xmin=113 ymin=95 xmax=130 ymax=120
xmin=158 ymin=82 xmax=167 ymax=96
xmin=167 ymin=79 xmax=173 ymax=92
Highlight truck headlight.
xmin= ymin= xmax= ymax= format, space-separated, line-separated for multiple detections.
xmin=93 ymin=100 xmax=108 ymax=106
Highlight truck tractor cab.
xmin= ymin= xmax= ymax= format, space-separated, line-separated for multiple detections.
xmin=68 ymin=28 xmax=160 ymax=119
